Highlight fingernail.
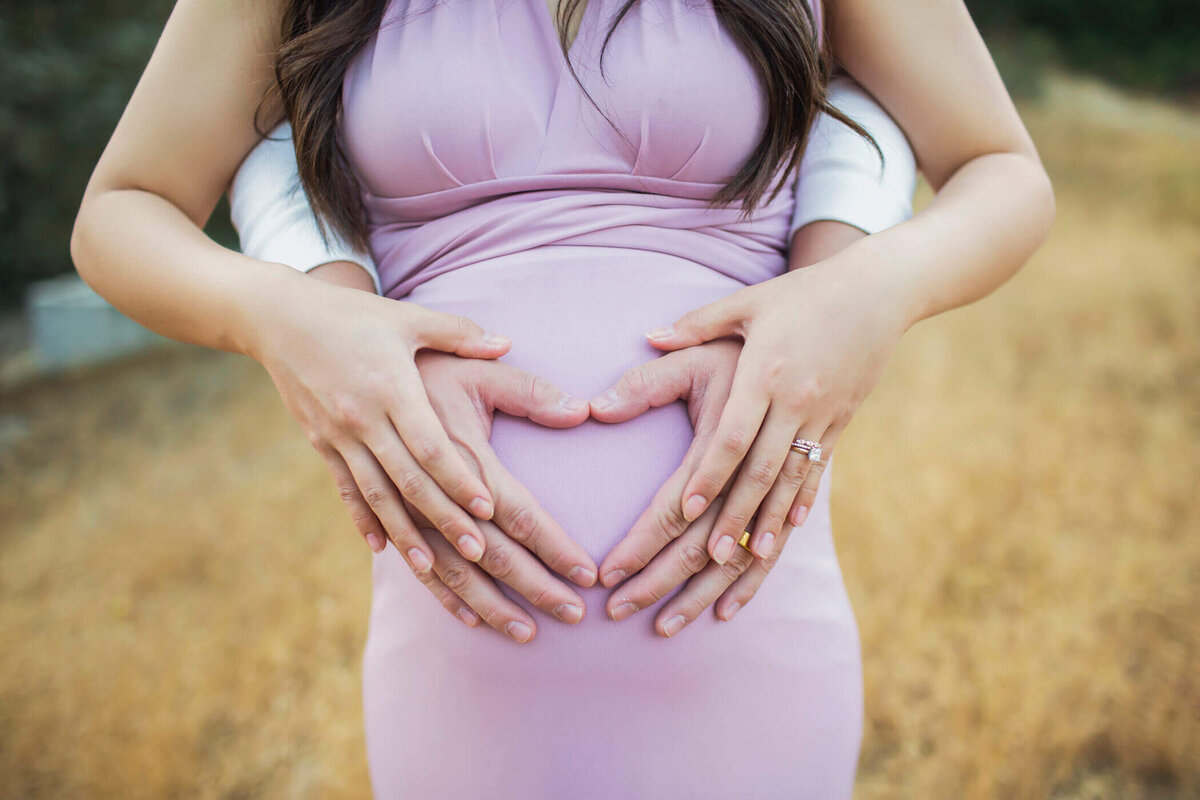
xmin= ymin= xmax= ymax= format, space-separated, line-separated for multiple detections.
xmin=569 ymin=566 xmax=597 ymax=587
xmin=790 ymin=505 xmax=809 ymax=527
xmin=724 ymin=601 xmax=742 ymax=621
xmin=610 ymin=601 xmax=638 ymax=622
xmin=559 ymin=394 xmax=588 ymax=412
xmin=756 ymin=531 xmax=775 ymax=559
xmin=555 ymin=603 xmax=584 ymax=623
xmin=590 ymin=390 xmax=618 ymax=410
xmin=468 ymin=496 xmax=493 ymax=518
xmin=505 ymin=620 xmax=533 ymax=643
xmin=683 ymin=494 xmax=708 ymax=521
xmin=457 ymin=535 xmax=484 ymax=562
xmin=456 ymin=607 xmax=479 ymax=626
xmin=645 ymin=327 xmax=674 ymax=340
xmin=407 ymin=547 xmax=432 ymax=574
xmin=366 ymin=532 xmax=386 ymax=553
xmin=713 ymin=535 xmax=736 ymax=565
xmin=661 ymin=615 xmax=687 ymax=637
xmin=483 ymin=332 xmax=510 ymax=346
xmin=602 ymin=568 xmax=626 ymax=587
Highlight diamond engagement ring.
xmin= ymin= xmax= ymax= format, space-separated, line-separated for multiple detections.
xmin=790 ymin=437 xmax=823 ymax=462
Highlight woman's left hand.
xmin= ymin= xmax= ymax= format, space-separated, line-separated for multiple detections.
xmin=610 ymin=248 xmax=913 ymax=577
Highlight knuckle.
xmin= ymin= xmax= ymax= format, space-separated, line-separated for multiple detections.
xmin=503 ymin=504 xmax=539 ymax=543
xmin=360 ymin=484 xmax=392 ymax=509
xmin=441 ymin=562 xmax=473 ymax=594
xmin=795 ymin=377 xmax=823 ymax=404
xmin=481 ymin=603 xmax=507 ymax=629
xmin=719 ymin=428 xmax=749 ymax=455
xmin=481 ymin=545 xmax=516 ymax=579
xmin=679 ymin=541 xmax=711 ymax=574
xmin=745 ymin=460 xmax=777 ymax=490
xmin=330 ymin=394 xmax=369 ymax=432
xmin=407 ymin=435 xmax=444 ymax=467
xmin=652 ymin=502 xmax=688 ymax=541
xmin=394 ymin=468 xmax=427 ymax=499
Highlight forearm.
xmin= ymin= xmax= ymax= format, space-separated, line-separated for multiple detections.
xmin=849 ymin=150 xmax=1054 ymax=331
xmin=71 ymin=186 xmax=303 ymax=358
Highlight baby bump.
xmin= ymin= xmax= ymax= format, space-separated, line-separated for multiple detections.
xmin=405 ymin=245 xmax=746 ymax=563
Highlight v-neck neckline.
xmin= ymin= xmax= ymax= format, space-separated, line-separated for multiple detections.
xmin=532 ymin=0 xmax=594 ymax=67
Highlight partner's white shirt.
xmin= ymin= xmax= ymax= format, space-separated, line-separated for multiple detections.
xmin=228 ymin=75 xmax=916 ymax=295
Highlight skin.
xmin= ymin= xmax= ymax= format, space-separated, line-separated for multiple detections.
xmin=592 ymin=0 xmax=1055 ymax=636
xmin=71 ymin=0 xmax=599 ymax=615
xmin=71 ymin=0 xmax=1052 ymax=642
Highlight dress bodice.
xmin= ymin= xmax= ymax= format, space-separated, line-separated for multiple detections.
xmin=340 ymin=0 xmax=803 ymax=298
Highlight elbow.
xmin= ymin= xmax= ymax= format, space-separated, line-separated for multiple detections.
xmin=1026 ymin=155 xmax=1056 ymax=249
xmin=69 ymin=199 xmax=96 ymax=289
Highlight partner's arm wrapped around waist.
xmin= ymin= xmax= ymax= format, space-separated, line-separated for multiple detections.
xmin=228 ymin=120 xmax=382 ymax=294
xmin=788 ymin=74 xmax=918 ymax=238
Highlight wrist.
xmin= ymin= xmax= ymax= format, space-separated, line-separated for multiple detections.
xmin=230 ymin=258 xmax=318 ymax=363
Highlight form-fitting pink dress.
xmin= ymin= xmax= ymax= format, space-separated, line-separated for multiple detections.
xmin=340 ymin=0 xmax=861 ymax=796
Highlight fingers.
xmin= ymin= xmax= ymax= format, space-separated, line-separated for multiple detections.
xmin=652 ymin=535 xmax=756 ymax=638
xmin=314 ymin=444 xmax=390 ymax=553
xmin=604 ymin=500 xmax=722 ymax=621
xmin=677 ymin=364 xmax=770 ymax=526
xmin=472 ymin=518 xmax=588 ymax=625
xmin=705 ymin=408 xmax=800 ymax=564
xmin=643 ymin=291 xmax=754 ymax=351
xmin=381 ymin=394 xmax=492 ymax=555
xmin=337 ymin=444 xmax=435 ymax=576
xmin=587 ymin=350 xmax=696 ymax=423
xmin=787 ymin=426 xmax=842 ymax=529
xmin=402 ymin=303 xmax=513 ymax=359
xmin=426 ymin=533 xmax=540 ymax=644
xmin=474 ymin=360 xmax=590 ymax=427
xmin=465 ymin=360 xmax=596 ymax=585
xmin=482 ymin=451 xmax=598 ymax=587
xmin=408 ymin=544 xmax=483 ymax=629
xmin=713 ymin=522 xmax=790 ymax=623
xmin=747 ymin=434 xmax=818 ymax=559
xmin=596 ymin=452 xmax=699 ymax=587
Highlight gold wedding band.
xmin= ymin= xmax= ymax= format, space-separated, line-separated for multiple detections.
xmin=737 ymin=530 xmax=753 ymax=551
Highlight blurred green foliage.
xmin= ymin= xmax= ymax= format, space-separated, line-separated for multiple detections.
xmin=1 ymin=0 xmax=1197 ymax=306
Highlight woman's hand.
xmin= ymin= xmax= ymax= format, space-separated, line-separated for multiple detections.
xmin=589 ymin=341 xmax=761 ymax=635
xmin=247 ymin=273 xmax=540 ymax=578
xmin=635 ymin=249 xmax=912 ymax=568
xmin=396 ymin=350 xmax=598 ymax=642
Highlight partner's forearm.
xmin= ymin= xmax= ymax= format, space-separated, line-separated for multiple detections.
xmin=850 ymin=151 xmax=1054 ymax=331
xmin=788 ymin=220 xmax=869 ymax=271
xmin=71 ymin=187 xmax=304 ymax=358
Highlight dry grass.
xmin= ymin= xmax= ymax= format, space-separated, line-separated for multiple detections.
xmin=2 ymin=73 xmax=1198 ymax=798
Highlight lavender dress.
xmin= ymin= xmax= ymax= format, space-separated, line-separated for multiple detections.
xmin=231 ymin=0 xmax=917 ymax=796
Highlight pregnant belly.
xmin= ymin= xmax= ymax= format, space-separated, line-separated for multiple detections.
xmin=405 ymin=245 xmax=748 ymax=563
xmin=363 ymin=247 xmax=862 ymax=793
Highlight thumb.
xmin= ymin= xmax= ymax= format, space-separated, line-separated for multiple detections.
xmin=643 ymin=291 xmax=752 ymax=351
xmin=588 ymin=350 xmax=697 ymax=423
xmin=475 ymin=361 xmax=590 ymax=428
xmin=402 ymin=303 xmax=512 ymax=358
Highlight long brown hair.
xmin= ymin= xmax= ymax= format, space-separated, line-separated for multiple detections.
xmin=257 ymin=0 xmax=878 ymax=254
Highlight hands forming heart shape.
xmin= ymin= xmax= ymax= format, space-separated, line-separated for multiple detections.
xmin=267 ymin=223 xmax=908 ymax=644
xmin=390 ymin=337 xmax=831 ymax=644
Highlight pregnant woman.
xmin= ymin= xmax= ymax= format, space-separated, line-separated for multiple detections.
xmin=70 ymin=0 xmax=1054 ymax=797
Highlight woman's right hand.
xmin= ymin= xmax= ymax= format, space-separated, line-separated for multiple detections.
xmin=246 ymin=272 xmax=524 ymax=577
xmin=399 ymin=350 xmax=599 ymax=642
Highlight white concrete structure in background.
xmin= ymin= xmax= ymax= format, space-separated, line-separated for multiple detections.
xmin=25 ymin=273 xmax=171 ymax=371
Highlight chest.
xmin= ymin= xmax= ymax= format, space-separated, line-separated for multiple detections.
xmin=340 ymin=0 xmax=769 ymax=199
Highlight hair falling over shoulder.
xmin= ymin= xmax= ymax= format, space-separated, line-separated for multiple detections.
xmin=256 ymin=0 xmax=878 ymax=252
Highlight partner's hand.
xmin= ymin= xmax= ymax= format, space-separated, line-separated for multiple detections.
xmin=589 ymin=340 xmax=767 ymax=636
xmin=249 ymin=275 xmax=519 ymax=577
xmin=397 ymin=351 xmax=598 ymax=642
xmin=641 ymin=251 xmax=909 ymax=567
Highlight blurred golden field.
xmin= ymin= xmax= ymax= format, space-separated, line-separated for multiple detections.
xmin=1 ymin=73 xmax=1198 ymax=798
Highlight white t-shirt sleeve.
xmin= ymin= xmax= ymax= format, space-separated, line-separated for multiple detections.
xmin=228 ymin=120 xmax=381 ymax=294
xmin=789 ymin=75 xmax=917 ymax=238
